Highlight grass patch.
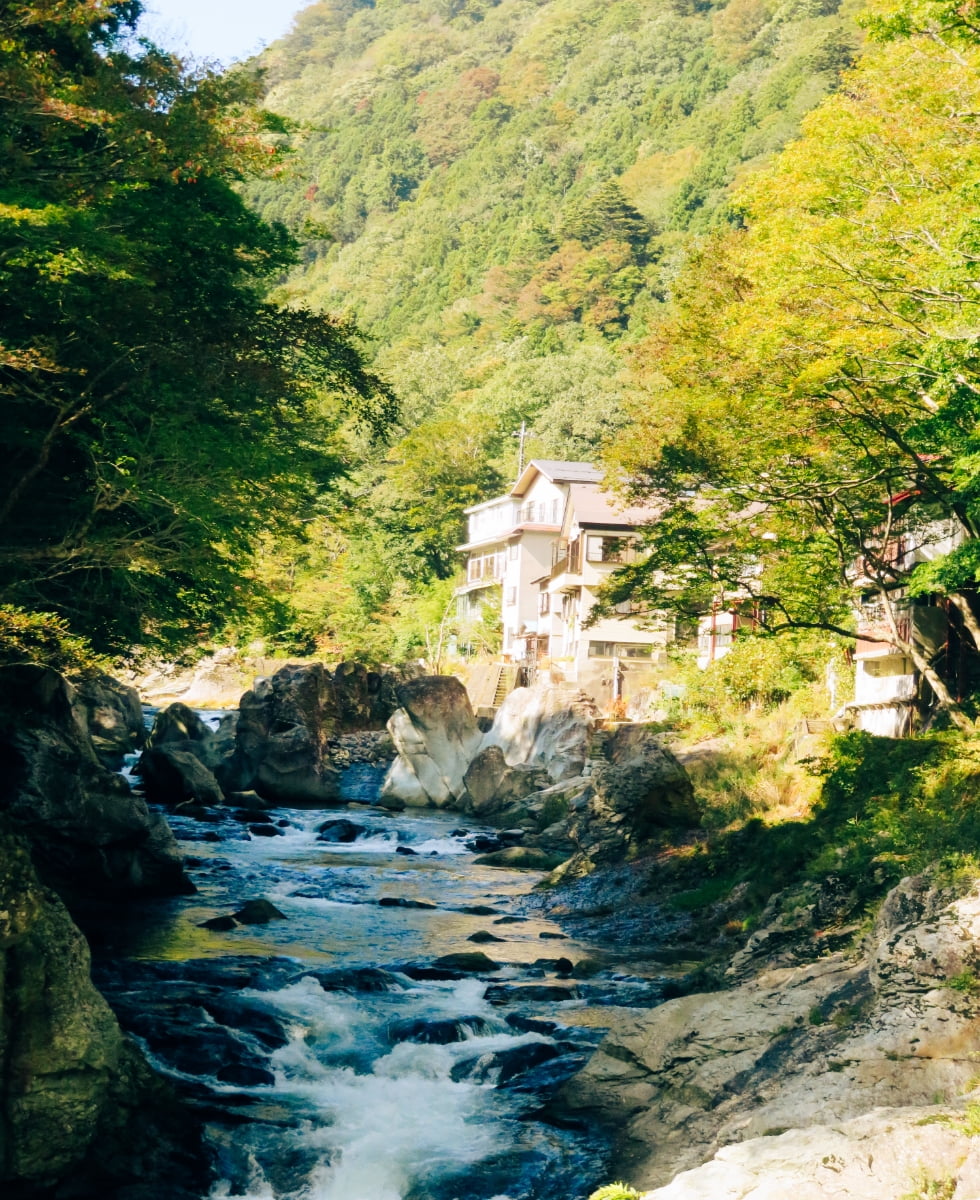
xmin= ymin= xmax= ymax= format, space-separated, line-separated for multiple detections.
xmin=669 ymin=876 xmax=737 ymax=912
xmin=899 ymin=1171 xmax=957 ymax=1200
xmin=657 ymin=730 xmax=980 ymax=937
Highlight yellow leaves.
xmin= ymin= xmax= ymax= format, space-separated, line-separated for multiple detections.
xmin=711 ymin=0 xmax=774 ymax=62
xmin=619 ymin=147 xmax=702 ymax=222
xmin=0 ymin=202 xmax=62 ymax=226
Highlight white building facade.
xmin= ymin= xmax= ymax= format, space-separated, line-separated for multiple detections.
xmin=455 ymin=461 xmax=602 ymax=658
xmin=457 ymin=461 xmax=670 ymax=707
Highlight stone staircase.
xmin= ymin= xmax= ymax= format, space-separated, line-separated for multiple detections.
xmin=584 ymin=727 xmax=612 ymax=775
xmin=492 ymin=664 xmax=517 ymax=707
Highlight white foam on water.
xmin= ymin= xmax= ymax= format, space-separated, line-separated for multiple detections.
xmin=209 ymin=1152 xmax=277 ymax=1200
xmin=351 ymin=831 xmax=400 ymax=850
xmin=299 ymin=1066 xmax=504 ymax=1200
xmin=412 ymin=836 xmax=470 ymax=855
xmin=247 ymin=977 xmax=364 ymax=1054
xmin=233 ymin=973 xmax=527 ymax=1200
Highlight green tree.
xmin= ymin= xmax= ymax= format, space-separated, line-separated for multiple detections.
xmin=604 ymin=0 xmax=980 ymax=726
xmin=0 ymin=0 xmax=394 ymax=654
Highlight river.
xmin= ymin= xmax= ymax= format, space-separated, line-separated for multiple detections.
xmin=89 ymin=747 xmax=666 ymax=1200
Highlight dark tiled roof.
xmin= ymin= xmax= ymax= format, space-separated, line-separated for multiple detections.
xmin=511 ymin=460 xmax=603 ymax=495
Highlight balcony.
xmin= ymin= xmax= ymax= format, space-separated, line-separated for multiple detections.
xmin=855 ymin=597 xmax=948 ymax=662
xmin=518 ymin=498 xmax=562 ymax=526
xmin=466 ymin=500 xmax=519 ymax=545
xmin=856 ymin=599 xmax=912 ymax=657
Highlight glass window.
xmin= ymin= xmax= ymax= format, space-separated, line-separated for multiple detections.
xmin=588 ymin=641 xmax=653 ymax=658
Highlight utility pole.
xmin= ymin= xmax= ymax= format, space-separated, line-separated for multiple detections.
xmin=512 ymin=420 xmax=527 ymax=480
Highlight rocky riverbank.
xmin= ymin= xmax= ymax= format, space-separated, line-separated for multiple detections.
xmin=539 ymin=865 xmax=980 ymax=1200
xmin=0 ymin=666 xmax=206 ymax=1198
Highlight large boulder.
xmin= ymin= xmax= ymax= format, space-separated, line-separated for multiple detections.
xmin=141 ymin=702 xmax=241 ymax=803
xmin=380 ymin=676 xmax=484 ymax=807
xmin=0 ymin=665 xmax=190 ymax=898
xmin=145 ymin=700 xmax=216 ymax=753
xmin=235 ymin=663 xmax=341 ymax=806
xmin=639 ymin=1109 xmax=980 ymax=1200
xmin=462 ymin=745 xmax=551 ymax=816
xmin=332 ymin=660 xmax=401 ymax=731
xmin=542 ymin=728 xmax=698 ymax=880
xmin=482 ymin=685 xmax=598 ymax=781
xmin=71 ymin=673 xmax=145 ymax=767
xmin=0 ymin=821 xmax=206 ymax=1195
xmin=140 ymin=746 xmax=225 ymax=809
xmin=591 ymin=725 xmax=699 ymax=835
xmin=557 ymin=870 xmax=980 ymax=1192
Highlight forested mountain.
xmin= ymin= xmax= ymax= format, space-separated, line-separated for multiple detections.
xmin=241 ymin=0 xmax=861 ymax=659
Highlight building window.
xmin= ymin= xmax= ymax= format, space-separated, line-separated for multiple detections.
xmin=588 ymin=641 xmax=654 ymax=658
xmin=509 ymin=543 xmax=519 ymax=561
xmin=468 ymin=553 xmax=504 ymax=583
xmin=539 ymin=592 xmax=550 ymax=615
xmin=586 ymin=536 xmax=639 ymax=564
xmin=505 ymin=587 xmax=517 ymax=606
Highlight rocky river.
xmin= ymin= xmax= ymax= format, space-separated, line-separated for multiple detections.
xmin=87 ymin=780 xmax=662 ymax=1200
xmin=8 ymin=662 xmax=980 ymax=1200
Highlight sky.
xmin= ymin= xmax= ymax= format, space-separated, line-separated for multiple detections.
xmin=140 ymin=0 xmax=313 ymax=65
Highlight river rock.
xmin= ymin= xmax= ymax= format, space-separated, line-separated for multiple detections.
xmin=558 ymin=870 xmax=980 ymax=1191
xmin=482 ymin=685 xmax=598 ymax=781
xmin=433 ymin=951 xmax=501 ymax=973
xmin=146 ymin=700 xmax=215 ymax=751
xmin=450 ymin=1039 xmax=563 ymax=1084
xmin=0 ymin=665 xmax=190 ymax=898
xmin=463 ymin=745 xmax=551 ymax=816
xmin=140 ymin=745 xmax=225 ymax=808
xmin=332 ymin=660 xmax=402 ymax=730
xmin=234 ymin=898 xmax=287 ymax=924
xmin=142 ymin=703 xmax=245 ymax=800
xmin=639 ymin=1109 xmax=980 ymax=1200
xmin=317 ymin=818 xmax=367 ymax=842
xmin=0 ymin=821 xmax=205 ymax=1194
xmin=71 ymin=672 xmax=145 ymax=767
xmin=236 ymin=664 xmax=341 ymax=806
xmin=381 ymin=676 xmax=484 ymax=807
xmin=546 ymin=729 xmax=698 ymax=880
xmin=389 ymin=1015 xmax=498 ymax=1044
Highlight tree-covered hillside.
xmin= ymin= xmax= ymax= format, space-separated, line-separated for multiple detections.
xmin=235 ymin=0 xmax=861 ymax=660
xmin=258 ymin=0 xmax=857 ymax=369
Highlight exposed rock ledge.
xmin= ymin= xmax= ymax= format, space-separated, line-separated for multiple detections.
xmin=557 ymin=871 xmax=980 ymax=1199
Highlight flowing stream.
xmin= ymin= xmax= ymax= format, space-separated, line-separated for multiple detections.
xmin=91 ymin=731 xmax=666 ymax=1200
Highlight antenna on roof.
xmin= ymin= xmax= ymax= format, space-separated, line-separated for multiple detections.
xmin=512 ymin=420 xmax=527 ymax=481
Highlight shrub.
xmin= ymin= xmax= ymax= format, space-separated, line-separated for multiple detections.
xmin=0 ymin=606 xmax=109 ymax=678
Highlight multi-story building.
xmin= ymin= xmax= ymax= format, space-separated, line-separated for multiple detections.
xmin=455 ymin=461 xmax=602 ymax=658
xmin=848 ymin=514 xmax=966 ymax=735
xmin=534 ymin=481 xmax=670 ymax=702
xmin=457 ymin=460 xmax=669 ymax=707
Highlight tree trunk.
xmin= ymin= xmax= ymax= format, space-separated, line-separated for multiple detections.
xmin=878 ymin=588 xmax=974 ymax=732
